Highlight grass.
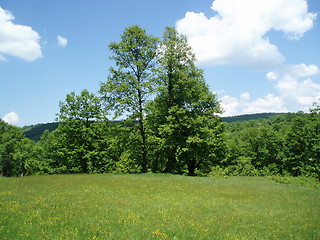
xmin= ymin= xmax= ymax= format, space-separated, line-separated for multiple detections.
xmin=0 ymin=174 xmax=319 ymax=239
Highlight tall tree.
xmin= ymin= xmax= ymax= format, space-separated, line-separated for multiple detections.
xmin=148 ymin=27 xmax=224 ymax=175
xmin=100 ymin=25 xmax=158 ymax=172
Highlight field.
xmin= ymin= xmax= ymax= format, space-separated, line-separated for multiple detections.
xmin=1 ymin=174 xmax=319 ymax=239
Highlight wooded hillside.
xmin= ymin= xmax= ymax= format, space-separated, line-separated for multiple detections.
xmin=22 ymin=113 xmax=286 ymax=141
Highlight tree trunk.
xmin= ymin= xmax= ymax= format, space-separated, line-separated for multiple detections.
xmin=164 ymin=67 xmax=176 ymax=174
xmin=138 ymin=88 xmax=147 ymax=173
xmin=164 ymin=148 xmax=175 ymax=173
xmin=140 ymin=119 xmax=147 ymax=173
xmin=187 ymin=159 xmax=196 ymax=176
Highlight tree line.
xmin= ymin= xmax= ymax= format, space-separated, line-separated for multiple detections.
xmin=1 ymin=26 xmax=319 ymax=178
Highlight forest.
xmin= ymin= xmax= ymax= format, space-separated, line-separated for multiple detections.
xmin=1 ymin=26 xmax=320 ymax=179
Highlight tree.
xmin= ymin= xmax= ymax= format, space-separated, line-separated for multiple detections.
xmin=282 ymin=116 xmax=310 ymax=176
xmin=307 ymin=101 xmax=320 ymax=178
xmin=310 ymin=100 xmax=320 ymax=115
xmin=100 ymin=25 xmax=159 ymax=172
xmin=0 ymin=120 xmax=43 ymax=176
xmin=13 ymin=138 xmax=46 ymax=176
xmin=148 ymin=27 xmax=224 ymax=175
xmin=0 ymin=120 xmax=24 ymax=176
xmin=57 ymin=89 xmax=104 ymax=125
xmin=37 ymin=129 xmax=68 ymax=174
xmin=56 ymin=89 xmax=107 ymax=173
xmin=225 ymin=121 xmax=282 ymax=175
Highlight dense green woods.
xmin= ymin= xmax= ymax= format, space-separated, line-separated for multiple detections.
xmin=1 ymin=26 xmax=320 ymax=178
xmin=222 ymin=110 xmax=320 ymax=178
xmin=21 ymin=113 xmax=286 ymax=141
xmin=2 ymin=110 xmax=319 ymax=177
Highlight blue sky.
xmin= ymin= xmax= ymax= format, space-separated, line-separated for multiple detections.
xmin=1 ymin=0 xmax=319 ymax=126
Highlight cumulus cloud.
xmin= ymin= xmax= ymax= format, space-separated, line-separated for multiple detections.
xmin=57 ymin=35 xmax=68 ymax=47
xmin=176 ymin=0 xmax=316 ymax=69
xmin=267 ymin=63 xmax=320 ymax=107
xmin=220 ymin=63 xmax=320 ymax=116
xmin=0 ymin=7 xmax=42 ymax=61
xmin=243 ymin=94 xmax=286 ymax=114
xmin=240 ymin=92 xmax=250 ymax=101
xmin=220 ymin=93 xmax=287 ymax=117
xmin=2 ymin=112 xmax=20 ymax=125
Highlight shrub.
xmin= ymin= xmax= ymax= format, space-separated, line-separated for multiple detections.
xmin=113 ymin=151 xmax=142 ymax=173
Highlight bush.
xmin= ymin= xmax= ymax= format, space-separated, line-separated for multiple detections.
xmin=208 ymin=165 xmax=228 ymax=177
xmin=259 ymin=163 xmax=280 ymax=176
xmin=209 ymin=157 xmax=259 ymax=177
xmin=268 ymin=175 xmax=320 ymax=189
xmin=227 ymin=157 xmax=259 ymax=176
xmin=113 ymin=151 xmax=142 ymax=173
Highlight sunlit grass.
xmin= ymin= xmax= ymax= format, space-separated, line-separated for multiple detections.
xmin=1 ymin=174 xmax=319 ymax=239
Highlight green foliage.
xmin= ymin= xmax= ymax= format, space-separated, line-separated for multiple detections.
xmin=55 ymin=90 xmax=104 ymax=173
xmin=226 ymin=122 xmax=282 ymax=170
xmin=282 ymin=117 xmax=309 ymax=176
xmin=21 ymin=113 xmax=284 ymax=142
xmin=45 ymin=90 xmax=116 ymax=174
xmin=0 ymin=121 xmax=22 ymax=176
xmin=208 ymin=165 xmax=229 ymax=177
xmin=221 ymin=112 xmax=285 ymax=123
xmin=57 ymin=89 xmax=105 ymax=122
xmin=100 ymin=25 xmax=158 ymax=117
xmin=268 ymin=175 xmax=320 ymax=189
xmin=0 ymin=120 xmax=46 ymax=176
xmin=113 ymin=151 xmax=142 ymax=173
xmin=22 ymin=122 xmax=59 ymax=141
xmin=227 ymin=157 xmax=259 ymax=176
xmin=100 ymin=25 xmax=159 ymax=173
xmin=224 ymin=111 xmax=320 ymax=178
xmin=147 ymin=27 xmax=225 ymax=176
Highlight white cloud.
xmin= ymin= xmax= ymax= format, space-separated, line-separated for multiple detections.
xmin=243 ymin=94 xmax=286 ymax=114
xmin=268 ymin=63 xmax=320 ymax=107
xmin=220 ymin=93 xmax=287 ymax=117
xmin=57 ymin=35 xmax=68 ymax=47
xmin=2 ymin=112 xmax=20 ymax=125
xmin=0 ymin=7 xmax=42 ymax=61
xmin=220 ymin=63 xmax=320 ymax=116
xmin=266 ymin=72 xmax=278 ymax=80
xmin=286 ymin=63 xmax=319 ymax=78
xmin=176 ymin=0 xmax=316 ymax=69
xmin=240 ymin=92 xmax=250 ymax=101
xmin=220 ymin=95 xmax=241 ymax=116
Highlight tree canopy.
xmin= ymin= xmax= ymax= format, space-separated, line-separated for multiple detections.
xmin=100 ymin=25 xmax=159 ymax=172
xmin=147 ymin=27 xmax=224 ymax=175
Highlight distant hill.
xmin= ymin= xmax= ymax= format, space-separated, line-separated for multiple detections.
xmin=221 ymin=112 xmax=286 ymax=123
xmin=22 ymin=122 xmax=60 ymax=141
xmin=22 ymin=113 xmax=287 ymax=141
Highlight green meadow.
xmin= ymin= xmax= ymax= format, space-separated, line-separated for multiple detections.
xmin=1 ymin=174 xmax=319 ymax=239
